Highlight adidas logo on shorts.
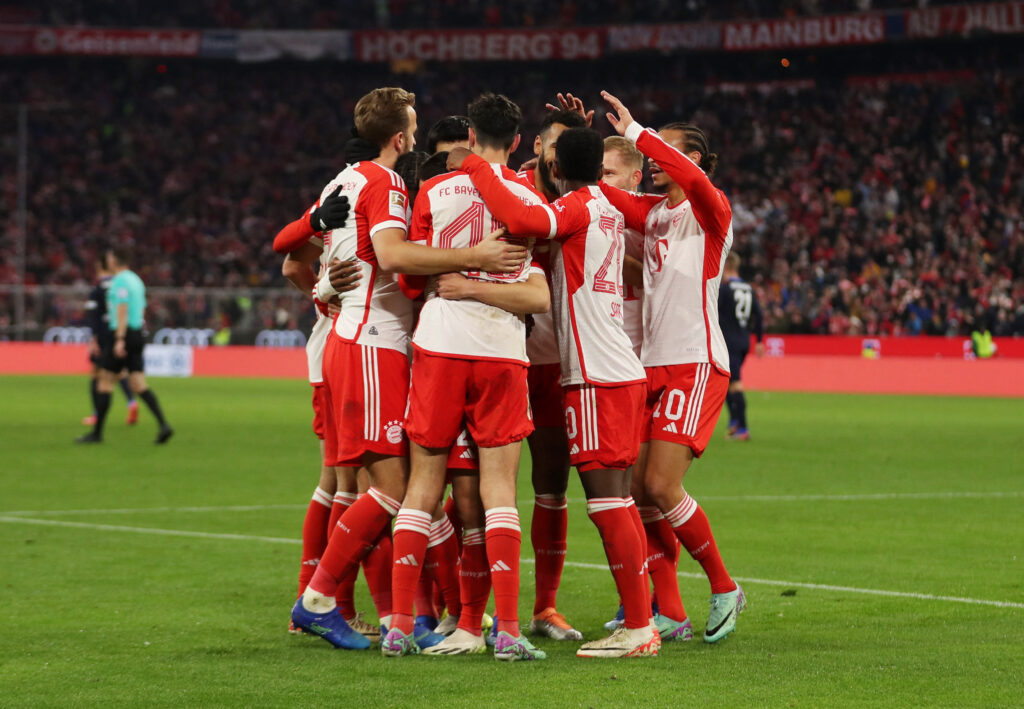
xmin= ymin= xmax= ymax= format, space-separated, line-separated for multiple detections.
xmin=396 ymin=554 xmax=418 ymax=567
xmin=663 ymin=422 xmax=678 ymax=433
xmin=569 ymin=444 xmax=580 ymax=455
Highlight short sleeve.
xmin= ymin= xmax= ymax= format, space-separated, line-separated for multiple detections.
xmin=363 ymin=171 xmax=409 ymax=238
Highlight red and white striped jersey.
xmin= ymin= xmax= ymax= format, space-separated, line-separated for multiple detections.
xmin=316 ymin=161 xmax=413 ymax=355
xmin=622 ymin=226 xmax=644 ymax=357
xmin=409 ymin=165 xmax=544 ymax=364
xmin=601 ymin=123 xmax=733 ymax=375
xmin=305 ymin=230 xmax=332 ymax=384
xmin=461 ymin=154 xmax=644 ymax=387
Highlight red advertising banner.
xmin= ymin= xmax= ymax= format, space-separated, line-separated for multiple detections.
xmin=606 ymin=23 xmax=721 ymax=52
xmin=356 ymin=28 xmax=605 ymax=62
xmin=0 ymin=25 xmax=35 ymax=55
xmin=905 ymin=1 xmax=1024 ymax=38
xmin=723 ymin=13 xmax=886 ymax=50
xmin=29 ymin=27 xmax=201 ymax=56
xmin=759 ymin=335 xmax=1024 ymax=359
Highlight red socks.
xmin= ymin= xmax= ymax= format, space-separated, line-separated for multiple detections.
xmin=297 ymin=487 xmax=333 ymax=597
xmin=665 ymin=492 xmax=736 ymax=595
xmin=586 ymin=498 xmax=649 ymax=629
xmin=531 ymin=494 xmax=567 ymax=615
xmin=308 ymin=487 xmax=400 ymax=599
xmin=640 ymin=505 xmax=687 ymax=621
xmin=361 ymin=525 xmax=394 ymax=622
xmin=328 ymin=491 xmax=358 ymax=616
xmin=426 ymin=514 xmax=462 ymax=619
xmin=456 ymin=528 xmax=491 ymax=635
xmin=388 ymin=508 xmax=431 ymax=634
xmin=484 ymin=507 xmax=521 ymax=636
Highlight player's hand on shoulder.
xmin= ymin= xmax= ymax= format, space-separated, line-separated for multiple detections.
xmin=436 ymin=272 xmax=473 ymax=301
xmin=472 ymin=227 xmax=526 ymax=273
xmin=545 ymin=92 xmax=594 ymax=127
xmin=446 ymin=147 xmax=473 ymax=171
xmin=309 ymin=186 xmax=351 ymax=232
xmin=601 ymin=90 xmax=635 ymax=136
xmin=327 ymin=257 xmax=362 ymax=293
xmin=518 ymin=157 xmax=538 ymax=173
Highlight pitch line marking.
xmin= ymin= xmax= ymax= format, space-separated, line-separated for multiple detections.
xmin=1 ymin=515 xmax=1021 ymax=611
xmin=2 ymin=490 xmax=1021 ymax=517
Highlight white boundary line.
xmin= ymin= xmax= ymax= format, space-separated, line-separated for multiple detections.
xmin=1 ymin=515 xmax=1021 ymax=610
xmin=2 ymin=490 xmax=1020 ymax=517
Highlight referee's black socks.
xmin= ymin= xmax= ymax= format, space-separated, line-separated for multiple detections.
xmin=93 ymin=392 xmax=111 ymax=437
xmin=139 ymin=389 xmax=168 ymax=428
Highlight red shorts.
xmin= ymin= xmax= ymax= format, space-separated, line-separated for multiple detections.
xmin=322 ymin=334 xmax=409 ymax=467
xmin=311 ymin=383 xmax=327 ymax=440
xmin=643 ymin=362 xmax=729 ymax=457
xmin=528 ymin=362 xmax=564 ymax=429
xmin=563 ymin=382 xmax=646 ymax=472
xmin=406 ymin=349 xmax=532 ymax=449
xmin=447 ymin=428 xmax=479 ymax=472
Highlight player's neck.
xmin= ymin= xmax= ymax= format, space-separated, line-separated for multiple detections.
xmin=473 ymin=146 xmax=509 ymax=166
xmin=373 ymin=147 xmax=400 ymax=171
xmin=564 ymin=180 xmax=594 ymax=194
xmin=667 ymin=183 xmax=687 ymax=206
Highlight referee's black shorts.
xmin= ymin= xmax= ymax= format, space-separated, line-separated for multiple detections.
xmin=101 ymin=329 xmax=145 ymax=374
xmin=727 ymin=345 xmax=748 ymax=383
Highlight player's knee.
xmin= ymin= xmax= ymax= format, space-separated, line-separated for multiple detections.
xmin=644 ymin=476 xmax=677 ymax=509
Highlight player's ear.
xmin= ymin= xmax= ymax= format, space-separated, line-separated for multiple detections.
xmin=510 ymin=134 xmax=521 ymax=153
xmin=468 ymin=127 xmax=477 ymax=149
xmin=632 ymin=168 xmax=643 ymax=189
xmin=688 ymin=150 xmax=703 ymax=166
xmin=533 ymin=134 xmax=542 ymax=156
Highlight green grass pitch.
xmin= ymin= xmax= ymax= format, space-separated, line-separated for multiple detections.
xmin=1 ymin=375 xmax=1022 ymax=707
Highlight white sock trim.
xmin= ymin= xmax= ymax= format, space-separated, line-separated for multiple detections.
xmin=427 ymin=515 xmax=455 ymax=547
xmin=462 ymin=527 xmax=486 ymax=546
xmin=484 ymin=507 xmax=520 ymax=533
xmin=394 ymin=508 xmax=432 ymax=535
xmin=586 ymin=497 xmax=626 ymax=514
xmin=312 ymin=487 xmax=333 ymax=508
xmin=534 ymin=494 xmax=568 ymax=510
xmin=665 ymin=493 xmax=698 ymax=528
xmin=367 ymin=486 xmax=401 ymax=516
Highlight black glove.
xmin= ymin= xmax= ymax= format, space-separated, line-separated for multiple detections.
xmin=309 ymin=186 xmax=350 ymax=232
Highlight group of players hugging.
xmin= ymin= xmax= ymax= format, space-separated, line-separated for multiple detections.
xmin=272 ymin=86 xmax=745 ymax=660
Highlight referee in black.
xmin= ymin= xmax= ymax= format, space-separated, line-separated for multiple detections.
xmin=76 ymin=247 xmax=173 ymax=445
xmin=717 ymin=252 xmax=763 ymax=441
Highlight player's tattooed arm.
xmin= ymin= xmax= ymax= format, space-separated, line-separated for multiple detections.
xmin=436 ymin=272 xmax=550 ymax=315
xmin=545 ymin=92 xmax=594 ymax=127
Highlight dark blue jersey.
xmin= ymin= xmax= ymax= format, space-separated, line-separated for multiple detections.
xmin=85 ymin=276 xmax=113 ymax=342
xmin=718 ymin=276 xmax=763 ymax=352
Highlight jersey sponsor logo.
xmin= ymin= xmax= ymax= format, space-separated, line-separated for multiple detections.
xmin=388 ymin=189 xmax=407 ymax=218
xmin=384 ymin=419 xmax=405 ymax=444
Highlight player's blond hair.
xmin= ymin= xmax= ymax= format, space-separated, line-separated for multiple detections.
xmin=603 ymin=136 xmax=644 ymax=171
xmin=354 ymin=87 xmax=416 ymax=149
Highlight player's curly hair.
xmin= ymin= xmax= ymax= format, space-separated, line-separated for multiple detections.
xmin=540 ymin=108 xmax=587 ymax=136
xmin=659 ymin=121 xmax=719 ymax=177
xmin=467 ymin=93 xmax=522 ymax=151
xmin=554 ymin=127 xmax=604 ymax=183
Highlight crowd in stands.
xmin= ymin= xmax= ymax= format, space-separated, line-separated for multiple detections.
xmin=29 ymin=0 xmax=961 ymax=30
xmin=1 ymin=45 xmax=1021 ymax=338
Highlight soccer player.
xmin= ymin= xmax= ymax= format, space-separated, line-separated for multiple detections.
xmin=81 ymin=256 xmax=137 ymax=427
xmin=599 ymin=91 xmax=746 ymax=643
xmin=518 ymin=108 xmax=589 ymax=642
xmin=76 ymin=247 xmax=172 ymax=445
xmin=274 ymin=193 xmax=385 ymax=639
xmin=602 ymin=136 xmax=645 ymax=356
xmin=289 ymin=87 xmax=527 ymax=651
xmin=449 ymin=126 xmax=661 ymax=659
xmin=426 ymin=115 xmax=471 ymax=154
xmin=384 ymin=93 xmax=550 ymax=661
xmin=718 ymin=252 xmax=764 ymax=441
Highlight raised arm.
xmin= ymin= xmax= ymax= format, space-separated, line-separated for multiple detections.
xmin=603 ymin=90 xmax=731 ymax=242
xmin=448 ymin=151 xmax=559 ymax=239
